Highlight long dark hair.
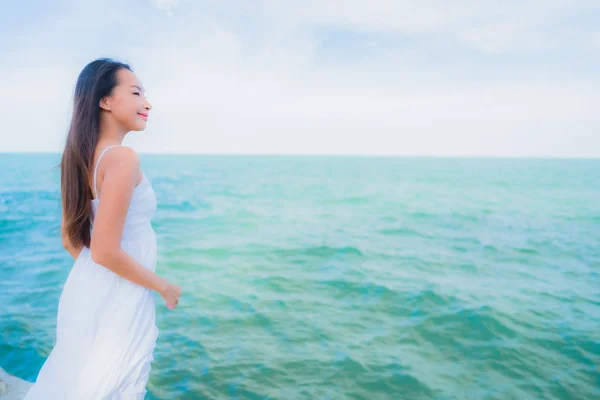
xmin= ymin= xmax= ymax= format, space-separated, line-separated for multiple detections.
xmin=59 ymin=58 xmax=132 ymax=249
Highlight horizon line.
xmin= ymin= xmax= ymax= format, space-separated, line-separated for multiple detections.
xmin=0 ymin=151 xmax=599 ymax=160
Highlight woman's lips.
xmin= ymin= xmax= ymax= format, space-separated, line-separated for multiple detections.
xmin=138 ymin=113 xmax=148 ymax=121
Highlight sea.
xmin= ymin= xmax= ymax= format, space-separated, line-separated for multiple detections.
xmin=1 ymin=153 xmax=599 ymax=399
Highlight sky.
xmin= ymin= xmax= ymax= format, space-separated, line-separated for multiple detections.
xmin=1 ymin=0 xmax=599 ymax=157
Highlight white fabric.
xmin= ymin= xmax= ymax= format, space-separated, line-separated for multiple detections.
xmin=24 ymin=145 xmax=159 ymax=399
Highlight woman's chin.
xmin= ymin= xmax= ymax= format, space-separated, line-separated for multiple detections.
xmin=132 ymin=122 xmax=148 ymax=131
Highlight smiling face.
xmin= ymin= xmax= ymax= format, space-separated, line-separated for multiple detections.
xmin=99 ymin=68 xmax=152 ymax=132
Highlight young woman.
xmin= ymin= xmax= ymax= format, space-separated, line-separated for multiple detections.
xmin=24 ymin=58 xmax=181 ymax=399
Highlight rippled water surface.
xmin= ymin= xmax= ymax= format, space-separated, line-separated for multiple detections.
xmin=1 ymin=153 xmax=599 ymax=399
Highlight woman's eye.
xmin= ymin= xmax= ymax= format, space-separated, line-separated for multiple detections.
xmin=133 ymin=92 xmax=140 ymax=96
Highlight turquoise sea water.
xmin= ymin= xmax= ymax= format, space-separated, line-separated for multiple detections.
xmin=1 ymin=153 xmax=599 ymax=399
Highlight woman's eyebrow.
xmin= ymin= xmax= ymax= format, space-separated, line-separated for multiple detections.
xmin=130 ymin=85 xmax=145 ymax=92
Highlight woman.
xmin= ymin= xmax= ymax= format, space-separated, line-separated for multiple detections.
xmin=24 ymin=58 xmax=181 ymax=399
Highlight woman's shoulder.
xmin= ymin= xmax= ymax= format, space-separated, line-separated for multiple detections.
xmin=100 ymin=144 xmax=140 ymax=168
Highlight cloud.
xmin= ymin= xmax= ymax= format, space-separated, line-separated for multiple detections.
xmin=122 ymin=22 xmax=599 ymax=157
xmin=594 ymin=31 xmax=600 ymax=47
xmin=458 ymin=19 xmax=553 ymax=54
xmin=0 ymin=0 xmax=598 ymax=156
xmin=248 ymin=0 xmax=599 ymax=53
xmin=152 ymin=0 xmax=180 ymax=15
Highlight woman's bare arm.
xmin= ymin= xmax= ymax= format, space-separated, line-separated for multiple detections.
xmin=89 ymin=146 xmax=170 ymax=294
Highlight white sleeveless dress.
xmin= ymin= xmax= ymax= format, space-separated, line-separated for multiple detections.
xmin=24 ymin=145 xmax=159 ymax=399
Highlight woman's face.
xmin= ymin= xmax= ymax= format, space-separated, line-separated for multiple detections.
xmin=100 ymin=68 xmax=152 ymax=132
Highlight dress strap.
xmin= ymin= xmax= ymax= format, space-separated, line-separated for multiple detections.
xmin=93 ymin=144 xmax=121 ymax=198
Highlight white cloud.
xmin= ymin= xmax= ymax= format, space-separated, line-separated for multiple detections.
xmin=0 ymin=0 xmax=598 ymax=156
xmin=152 ymin=0 xmax=180 ymax=15
xmin=255 ymin=0 xmax=598 ymax=53
xmin=120 ymin=25 xmax=599 ymax=157
xmin=0 ymin=59 xmax=76 ymax=152
xmin=458 ymin=19 xmax=553 ymax=54
xmin=593 ymin=31 xmax=600 ymax=47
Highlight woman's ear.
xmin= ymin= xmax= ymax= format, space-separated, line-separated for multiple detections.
xmin=99 ymin=96 xmax=112 ymax=111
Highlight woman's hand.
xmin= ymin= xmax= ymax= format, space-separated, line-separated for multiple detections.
xmin=160 ymin=281 xmax=182 ymax=309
